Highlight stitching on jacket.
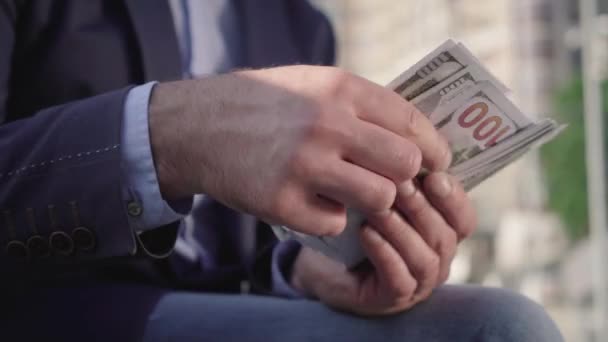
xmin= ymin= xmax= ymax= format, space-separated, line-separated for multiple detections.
xmin=0 ymin=144 xmax=120 ymax=180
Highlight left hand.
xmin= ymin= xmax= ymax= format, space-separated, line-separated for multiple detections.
xmin=290 ymin=173 xmax=477 ymax=316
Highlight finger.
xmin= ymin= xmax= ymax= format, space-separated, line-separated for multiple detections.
xmin=422 ymin=173 xmax=478 ymax=240
xmin=311 ymin=159 xmax=397 ymax=214
xmin=359 ymin=226 xmax=416 ymax=299
xmin=394 ymin=180 xmax=457 ymax=284
xmin=343 ymin=120 xmax=422 ymax=183
xmin=352 ymin=81 xmax=451 ymax=171
xmin=274 ymin=188 xmax=347 ymax=236
xmin=367 ymin=210 xmax=440 ymax=297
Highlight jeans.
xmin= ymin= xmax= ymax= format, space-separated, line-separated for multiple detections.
xmin=142 ymin=285 xmax=564 ymax=342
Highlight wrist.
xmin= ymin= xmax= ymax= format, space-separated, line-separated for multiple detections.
xmin=149 ymin=81 xmax=194 ymax=200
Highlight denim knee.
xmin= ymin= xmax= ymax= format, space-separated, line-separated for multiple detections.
xmin=470 ymin=287 xmax=564 ymax=342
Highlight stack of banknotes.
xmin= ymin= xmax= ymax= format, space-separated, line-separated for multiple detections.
xmin=272 ymin=39 xmax=566 ymax=268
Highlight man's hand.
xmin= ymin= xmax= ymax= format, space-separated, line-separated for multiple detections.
xmin=290 ymin=173 xmax=477 ymax=315
xmin=149 ymin=66 xmax=451 ymax=236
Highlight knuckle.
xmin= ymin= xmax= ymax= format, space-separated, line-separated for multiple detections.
xmin=402 ymin=104 xmax=421 ymax=135
xmin=290 ymin=149 xmax=311 ymax=176
xmin=411 ymin=253 xmax=440 ymax=284
xmin=401 ymin=193 xmax=429 ymax=220
xmin=372 ymin=210 xmax=401 ymax=236
xmin=429 ymin=229 xmax=457 ymax=261
xmin=391 ymin=279 xmax=416 ymax=298
xmin=290 ymin=148 xmax=323 ymax=181
xmin=307 ymin=111 xmax=331 ymax=138
xmin=307 ymin=109 xmax=354 ymax=145
xmin=427 ymin=135 xmax=452 ymax=172
xmin=325 ymin=69 xmax=356 ymax=99
xmin=437 ymin=231 xmax=458 ymax=260
xmin=391 ymin=142 xmax=422 ymax=182
xmin=426 ymin=253 xmax=441 ymax=275
xmin=454 ymin=219 xmax=473 ymax=241
xmin=365 ymin=179 xmax=396 ymax=213
xmin=406 ymin=147 xmax=423 ymax=179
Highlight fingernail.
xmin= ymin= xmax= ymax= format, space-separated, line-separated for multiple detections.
xmin=428 ymin=173 xmax=452 ymax=198
xmin=399 ymin=180 xmax=417 ymax=197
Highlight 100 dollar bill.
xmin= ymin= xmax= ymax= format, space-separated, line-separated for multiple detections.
xmin=412 ymin=64 xmax=508 ymax=125
xmin=387 ymin=40 xmax=507 ymax=100
xmin=432 ymin=81 xmax=530 ymax=166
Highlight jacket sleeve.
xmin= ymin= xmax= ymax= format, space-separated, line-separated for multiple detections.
xmin=0 ymin=1 xmax=178 ymax=266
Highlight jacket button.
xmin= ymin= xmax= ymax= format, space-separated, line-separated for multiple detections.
xmin=27 ymin=235 xmax=50 ymax=258
xmin=127 ymin=201 xmax=143 ymax=217
xmin=50 ymin=231 xmax=74 ymax=256
xmin=72 ymin=227 xmax=96 ymax=252
xmin=6 ymin=240 xmax=28 ymax=259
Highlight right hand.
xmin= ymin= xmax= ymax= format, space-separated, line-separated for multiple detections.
xmin=149 ymin=65 xmax=451 ymax=236
xmin=290 ymin=173 xmax=477 ymax=316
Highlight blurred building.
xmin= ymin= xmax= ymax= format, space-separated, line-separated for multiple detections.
xmin=312 ymin=0 xmax=577 ymax=230
xmin=311 ymin=1 xmax=592 ymax=339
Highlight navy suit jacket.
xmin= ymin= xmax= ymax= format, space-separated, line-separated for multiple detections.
xmin=0 ymin=0 xmax=334 ymax=339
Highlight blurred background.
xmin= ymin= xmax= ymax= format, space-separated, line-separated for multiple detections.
xmin=310 ymin=0 xmax=608 ymax=340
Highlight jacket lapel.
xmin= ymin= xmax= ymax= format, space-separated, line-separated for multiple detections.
xmin=124 ymin=0 xmax=182 ymax=82
xmin=236 ymin=0 xmax=300 ymax=68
